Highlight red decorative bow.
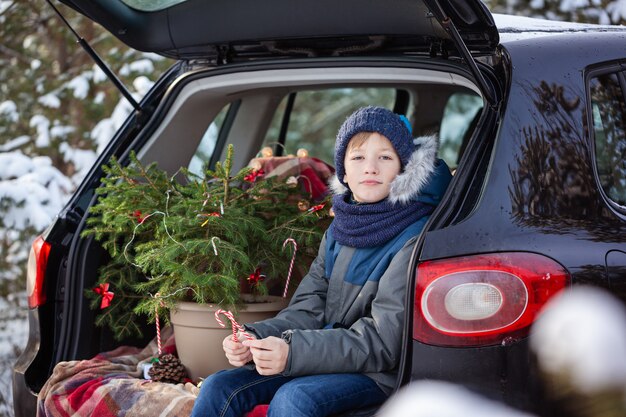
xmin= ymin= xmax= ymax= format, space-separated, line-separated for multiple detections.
xmin=244 ymin=169 xmax=265 ymax=183
xmin=248 ymin=267 xmax=266 ymax=286
xmin=93 ymin=283 xmax=114 ymax=309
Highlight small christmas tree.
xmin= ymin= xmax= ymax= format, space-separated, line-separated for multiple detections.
xmin=83 ymin=144 xmax=330 ymax=340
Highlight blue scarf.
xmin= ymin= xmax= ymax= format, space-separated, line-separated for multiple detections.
xmin=330 ymin=194 xmax=433 ymax=248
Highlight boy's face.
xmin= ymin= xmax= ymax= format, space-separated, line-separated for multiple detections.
xmin=343 ymin=133 xmax=401 ymax=203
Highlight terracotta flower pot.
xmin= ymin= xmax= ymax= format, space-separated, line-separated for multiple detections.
xmin=170 ymin=295 xmax=290 ymax=381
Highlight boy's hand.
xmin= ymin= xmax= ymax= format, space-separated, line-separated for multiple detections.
xmin=242 ymin=336 xmax=289 ymax=375
xmin=222 ymin=332 xmax=256 ymax=367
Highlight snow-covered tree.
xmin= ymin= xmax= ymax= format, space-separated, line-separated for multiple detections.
xmin=0 ymin=1 xmax=172 ymax=287
xmin=0 ymin=3 xmax=170 ymax=412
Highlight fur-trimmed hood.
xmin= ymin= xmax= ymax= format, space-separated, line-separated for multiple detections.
xmin=329 ymin=134 xmax=442 ymax=205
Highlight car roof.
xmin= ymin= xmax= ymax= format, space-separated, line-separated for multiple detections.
xmin=494 ymin=14 xmax=626 ymax=44
xmin=57 ymin=0 xmax=498 ymax=60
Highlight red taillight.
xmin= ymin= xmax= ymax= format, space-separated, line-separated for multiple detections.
xmin=27 ymin=235 xmax=51 ymax=308
xmin=414 ymin=252 xmax=569 ymax=347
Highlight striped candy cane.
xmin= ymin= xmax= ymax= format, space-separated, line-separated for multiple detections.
xmin=215 ymin=309 xmax=254 ymax=342
xmin=154 ymin=293 xmax=164 ymax=355
xmin=282 ymin=238 xmax=298 ymax=298
xmin=155 ymin=307 xmax=162 ymax=355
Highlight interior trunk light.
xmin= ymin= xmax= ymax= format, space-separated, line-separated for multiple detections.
xmin=27 ymin=235 xmax=51 ymax=308
xmin=414 ymin=252 xmax=569 ymax=347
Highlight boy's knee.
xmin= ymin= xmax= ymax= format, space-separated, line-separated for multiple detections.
xmin=197 ymin=370 xmax=243 ymax=400
xmin=199 ymin=369 xmax=233 ymax=393
xmin=269 ymin=383 xmax=318 ymax=417
xmin=193 ymin=369 xmax=255 ymax=417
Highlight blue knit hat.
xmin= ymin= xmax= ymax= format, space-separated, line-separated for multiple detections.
xmin=334 ymin=106 xmax=413 ymax=188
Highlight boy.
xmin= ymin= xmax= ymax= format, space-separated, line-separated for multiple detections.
xmin=191 ymin=106 xmax=452 ymax=417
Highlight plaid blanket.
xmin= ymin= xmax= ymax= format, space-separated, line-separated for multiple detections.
xmin=37 ymin=327 xmax=199 ymax=417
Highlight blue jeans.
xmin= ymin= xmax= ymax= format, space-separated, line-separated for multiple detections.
xmin=190 ymin=367 xmax=387 ymax=417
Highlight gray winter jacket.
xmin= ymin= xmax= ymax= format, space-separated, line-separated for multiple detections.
xmin=245 ymin=217 xmax=428 ymax=395
xmin=246 ymin=159 xmax=452 ymax=394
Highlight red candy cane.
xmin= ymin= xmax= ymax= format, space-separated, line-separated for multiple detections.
xmin=215 ymin=309 xmax=254 ymax=343
xmin=282 ymin=238 xmax=298 ymax=298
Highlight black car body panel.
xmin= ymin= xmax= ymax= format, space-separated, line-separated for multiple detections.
xmin=410 ymin=340 xmax=541 ymax=404
xmin=406 ymin=31 xmax=626 ymax=410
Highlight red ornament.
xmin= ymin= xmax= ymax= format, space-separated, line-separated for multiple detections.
xmin=244 ymin=169 xmax=265 ymax=183
xmin=132 ymin=210 xmax=146 ymax=224
xmin=93 ymin=283 xmax=114 ymax=309
xmin=308 ymin=203 xmax=326 ymax=213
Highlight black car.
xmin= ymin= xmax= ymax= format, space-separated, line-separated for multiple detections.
xmin=13 ymin=1 xmax=626 ymax=416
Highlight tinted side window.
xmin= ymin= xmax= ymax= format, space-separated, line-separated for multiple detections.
xmin=439 ymin=93 xmax=483 ymax=170
xmin=589 ymin=73 xmax=626 ymax=207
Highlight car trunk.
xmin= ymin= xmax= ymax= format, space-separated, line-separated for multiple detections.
xmin=58 ymin=57 xmax=488 ymax=368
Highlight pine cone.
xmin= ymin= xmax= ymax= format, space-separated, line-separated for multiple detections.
xmin=148 ymin=353 xmax=189 ymax=384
